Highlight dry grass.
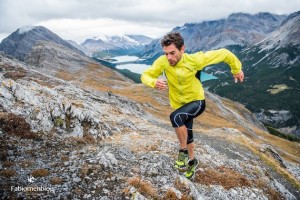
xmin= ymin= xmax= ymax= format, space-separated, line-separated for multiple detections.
xmin=0 ymin=169 xmax=17 ymax=177
xmin=56 ymin=62 xmax=130 ymax=93
xmin=259 ymin=151 xmax=300 ymax=191
xmin=61 ymin=156 xmax=69 ymax=162
xmin=0 ymin=112 xmax=37 ymax=139
xmin=3 ymin=71 xmax=26 ymax=80
xmin=73 ymin=187 xmax=84 ymax=196
xmin=229 ymin=135 xmax=300 ymax=191
xmin=3 ymin=160 xmax=14 ymax=167
xmin=253 ymin=178 xmax=282 ymax=200
xmin=69 ymin=134 xmax=96 ymax=145
xmin=55 ymin=69 xmax=75 ymax=81
xmin=195 ymin=166 xmax=251 ymax=190
xmin=193 ymin=120 xmax=300 ymax=193
xmin=79 ymin=164 xmax=91 ymax=176
xmin=1 ymin=64 xmax=27 ymax=80
xmin=170 ymin=178 xmax=193 ymax=200
xmin=146 ymin=143 xmax=159 ymax=151
xmin=253 ymin=128 xmax=300 ymax=163
xmin=31 ymin=169 xmax=50 ymax=177
xmin=50 ymin=177 xmax=63 ymax=185
xmin=127 ymin=176 xmax=158 ymax=198
xmin=83 ymin=62 xmax=128 ymax=81
xmin=20 ymin=160 xmax=34 ymax=168
xmin=163 ymin=189 xmax=178 ymax=200
xmin=163 ymin=189 xmax=181 ymax=200
xmin=162 ymin=188 xmax=192 ymax=200
xmin=174 ymin=177 xmax=190 ymax=194
xmin=195 ymin=165 xmax=282 ymax=199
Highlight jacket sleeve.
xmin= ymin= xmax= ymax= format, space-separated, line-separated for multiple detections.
xmin=196 ymin=48 xmax=242 ymax=74
xmin=140 ymin=57 xmax=165 ymax=88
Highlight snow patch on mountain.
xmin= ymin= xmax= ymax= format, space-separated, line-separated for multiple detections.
xmin=18 ymin=25 xmax=35 ymax=34
xmin=80 ymin=34 xmax=153 ymax=56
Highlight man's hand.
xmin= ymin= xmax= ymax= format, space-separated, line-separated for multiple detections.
xmin=155 ymin=79 xmax=168 ymax=90
xmin=233 ymin=70 xmax=244 ymax=83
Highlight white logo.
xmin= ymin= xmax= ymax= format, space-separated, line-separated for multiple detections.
xmin=28 ymin=176 xmax=36 ymax=183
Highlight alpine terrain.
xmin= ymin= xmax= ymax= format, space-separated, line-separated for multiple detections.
xmin=141 ymin=11 xmax=300 ymax=139
xmin=80 ymin=35 xmax=153 ymax=58
xmin=0 ymin=23 xmax=299 ymax=199
xmin=203 ymin=11 xmax=300 ymax=138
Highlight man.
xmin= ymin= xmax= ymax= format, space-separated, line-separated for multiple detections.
xmin=141 ymin=32 xmax=244 ymax=179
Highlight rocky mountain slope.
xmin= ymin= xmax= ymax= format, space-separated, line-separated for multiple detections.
xmin=1 ymin=50 xmax=300 ymax=199
xmin=0 ymin=26 xmax=82 ymax=61
xmin=0 ymin=22 xmax=299 ymax=199
xmin=204 ymin=11 xmax=300 ymax=137
xmin=142 ymin=12 xmax=286 ymax=59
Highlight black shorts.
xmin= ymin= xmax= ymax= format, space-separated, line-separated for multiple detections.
xmin=170 ymin=100 xmax=205 ymax=144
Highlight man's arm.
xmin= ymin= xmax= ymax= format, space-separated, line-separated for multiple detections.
xmin=141 ymin=57 xmax=166 ymax=89
xmin=196 ymin=48 xmax=244 ymax=83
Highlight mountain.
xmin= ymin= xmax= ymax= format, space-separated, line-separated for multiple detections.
xmin=257 ymin=11 xmax=300 ymax=49
xmin=0 ymin=26 xmax=82 ymax=61
xmin=81 ymin=35 xmax=153 ymax=58
xmin=0 ymin=25 xmax=132 ymax=89
xmin=126 ymin=35 xmax=153 ymax=45
xmin=1 ymin=46 xmax=300 ymax=198
xmin=0 ymin=19 xmax=299 ymax=200
xmin=142 ymin=12 xmax=286 ymax=59
xmin=204 ymin=11 xmax=300 ymax=137
xmin=66 ymin=40 xmax=92 ymax=56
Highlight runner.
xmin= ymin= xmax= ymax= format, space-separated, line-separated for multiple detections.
xmin=141 ymin=32 xmax=244 ymax=179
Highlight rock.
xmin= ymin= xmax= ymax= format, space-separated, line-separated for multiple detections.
xmin=132 ymin=192 xmax=147 ymax=200
xmin=0 ymin=47 xmax=299 ymax=200
xmin=83 ymin=194 xmax=91 ymax=199
xmin=73 ymin=177 xmax=81 ymax=183
xmin=273 ymin=179 xmax=297 ymax=200
xmin=96 ymin=151 xmax=118 ymax=169
xmin=8 ymin=150 xmax=14 ymax=156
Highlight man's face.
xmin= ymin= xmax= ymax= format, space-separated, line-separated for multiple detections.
xmin=163 ymin=43 xmax=185 ymax=66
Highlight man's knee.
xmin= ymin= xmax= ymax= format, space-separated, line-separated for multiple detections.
xmin=169 ymin=111 xmax=174 ymax=121
xmin=170 ymin=111 xmax=180 ymax=127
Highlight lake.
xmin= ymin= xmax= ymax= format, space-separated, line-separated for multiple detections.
xmin=113 ymin=55 xmax=217 ymax=82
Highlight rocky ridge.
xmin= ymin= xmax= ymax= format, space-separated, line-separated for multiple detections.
xmin=80 ymin=35 xmax=153 ymax=57
xmin=0 ymin=52 xmax=299 ymax=199
xmin=209 ymin=11 xmax=300 ymax=137
xmin=0 ymin=26 xmax=81 ymax=61
xmin=142 ymin=12 xmax=286 ymax=59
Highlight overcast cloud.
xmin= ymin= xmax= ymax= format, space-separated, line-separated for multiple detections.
xmin=0 ymin=0 xmax=299 ymax=43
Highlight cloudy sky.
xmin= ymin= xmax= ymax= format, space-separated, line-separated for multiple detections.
xmin=0 ymin=0 xmax=299 ymax=43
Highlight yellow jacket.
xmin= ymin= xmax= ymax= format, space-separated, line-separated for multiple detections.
xmin=141 ymin=48 xmax=242 ymax=109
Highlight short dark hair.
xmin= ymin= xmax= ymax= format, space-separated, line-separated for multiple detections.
xmin=160 ymin=32 xmax=184 ymax=50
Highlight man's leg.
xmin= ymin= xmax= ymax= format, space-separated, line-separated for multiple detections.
xmin=175 ymin=125 xmax=194 ymax=159
xmin=187 ymin=142 xmax=194 ymax=160
xmin=186 ymin=119 xmax=194 ymax=160
xmin=175 ymin=125 xmax=188 ymax=149
xmin=174 ymin=125 xmax=189 ymax=169
xmin=170 ymin=100 xmax=205 ymax=170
